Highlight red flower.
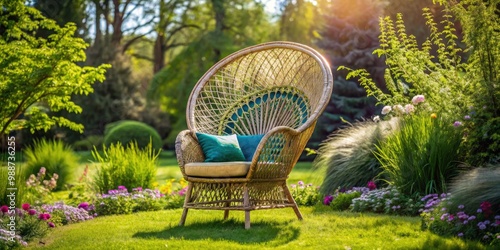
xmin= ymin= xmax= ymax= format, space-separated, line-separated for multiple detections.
xmin=22 ymin=203 xmax=30 ymax=211
xmin=480 ymin=201 xmax=493 ymax=218
xmin=28 ymin=209 xmax=37 ymax=216
xmin=0 ymin=205 xmax=8 ymax=213
xmin=367 ymin=181 xmax=377 ymax=191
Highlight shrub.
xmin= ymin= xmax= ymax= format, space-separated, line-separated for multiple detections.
xmin=289 ymin=181 xmax=320 ymax=206
xmin=313 ymin=119 xmax=396 ymax=195
xmin=330 ymin=191 xmax=361 ymax=211
xmin=375 ymin=112 xmax=463 ymax=195
xmin=23 ymin=139 xmax=79 ymax=191
xmin=24 ymin=167 xmax=58 ymax=205
xmin=41 ymin=202 xmax=94 ymax=226
xmin=446 ymin=167 xmax=500 ymax=216
xmin=91 ymin=141 xmax=159 ymax=194
xmin=72 ymin=135 xmax=104 ymax=151
xmin=103 ymin=120 xmax=163 ymax=150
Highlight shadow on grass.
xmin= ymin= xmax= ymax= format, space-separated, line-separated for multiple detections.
xmin=132 ymin=218 xmax=300 ymax=246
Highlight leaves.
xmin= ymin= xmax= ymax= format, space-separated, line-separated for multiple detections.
xmin=0 ymin=1 xmax=110 ymax=134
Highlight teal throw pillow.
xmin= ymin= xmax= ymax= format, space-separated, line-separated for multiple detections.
xmin=237 ymin=134 xmax=264 ymax=161
xmin=196 ymin=133 xmax=246 ymax=162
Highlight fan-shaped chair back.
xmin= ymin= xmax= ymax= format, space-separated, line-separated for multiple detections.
xmin=187 ymin=42 xmax=332 ymax=136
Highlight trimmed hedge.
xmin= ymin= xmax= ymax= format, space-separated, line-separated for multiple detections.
xmin=103 ymin=120 xmax=163 ymax=150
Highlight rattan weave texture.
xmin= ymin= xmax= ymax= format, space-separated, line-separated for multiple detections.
xmin=176 ymin=41 xmax=333 ymax=229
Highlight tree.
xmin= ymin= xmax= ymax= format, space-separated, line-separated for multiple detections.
xmin=277 ymin=0 xmax=316 ymax=46
xmin=0 ymin=0 xmax=109 ymax=136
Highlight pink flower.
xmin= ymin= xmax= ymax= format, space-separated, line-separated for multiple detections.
xmin=22 ymin=203 xmax=30 ymax=211
xmin=48 ymin=222 xmax=55 ymax=228
xmin=323 ymin=195 xmax=334 ymax=206
xmin=0 ymin=205 xmax=8 ymax=213
xmin=39 ymin=213 xmax=51 ymax=220
xmin=298 ymin=181 xmax=304 ymax=187
xmin=118 ymin=186 xmax=127 ymax=190
xmin=367 ymin=181 xmax=377 ymax=190
xmin=39 ymin=167 xmax=46 ymax=175
xmin=404 ymin=104 xmax=415 ymax=114
xmin=411 ymin=95 xmax=425 ymax=105
xmin=28 ymin=209 xmax=37 ymax=216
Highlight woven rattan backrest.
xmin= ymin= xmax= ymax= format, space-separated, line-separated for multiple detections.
xmin=187 ymin=42 xmax=333 ymax=135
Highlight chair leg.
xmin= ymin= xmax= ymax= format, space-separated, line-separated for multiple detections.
xmin=243 ymin=186 xmax=250 ymax=229
xmin=283 ymin=184 xmax=303 ymax=220
xmin=224 ymin=187 xmax=231 ymax=220
xmin=179 ymin=182 xmax=193 ymax=226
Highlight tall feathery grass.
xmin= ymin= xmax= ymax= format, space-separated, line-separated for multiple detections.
xmin=23 ymin=139 xmax=79 ymax=191
xmin=92 ymin=141 xmax=160 ymax=194
xmin=375 ymin=114 xmax=463 ymax=195
xmin=314 ymin=119 xmax=397 ymax=195
xmin=446 ymin=166 xmax=500 ymax=215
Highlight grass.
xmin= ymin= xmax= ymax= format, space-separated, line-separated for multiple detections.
xmin=25 ymin=206 xmax=490 ymax=250
xmin=20 ymin=151 xmax=495 ymax=249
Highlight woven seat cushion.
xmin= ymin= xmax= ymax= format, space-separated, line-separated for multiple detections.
xmin=184 ymin=162 xmax=251 ymax=177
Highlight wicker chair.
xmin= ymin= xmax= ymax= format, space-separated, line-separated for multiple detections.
xmin=175 ymin=41 xmax=333 ymax=229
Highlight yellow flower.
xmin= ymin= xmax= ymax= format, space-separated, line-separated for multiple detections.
xmin=430 ymin=113 xmax=437 ymax=119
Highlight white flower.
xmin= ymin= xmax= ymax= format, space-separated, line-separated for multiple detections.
xmin=405 ymin=104 xmax=415 ymax=114
xmin=381 ymin=106 xmax=392 ymax=115
xmin=394 ymin=105 xmax=405 ymax=114
xmin=373 ymin=116 xmax=380 ymax=122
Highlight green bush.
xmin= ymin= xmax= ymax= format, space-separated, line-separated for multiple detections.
xmin=313 ymin=119 xmax=396 ymax=195
xmin=23 ymin=139 xmax=79 ymax=191
xmin=446 ymin=167 xmax=500 ymax=215
xmin=330 ymin=192 xmax=361 ymax=211
xmin=91 ymin=141 xmax=160 ymax=194
xmin=375 ymin=113 xmax=463 ymax=195
xmin=72 ymin=135 xmax=104 ymax=151
xmin=103 ymin=120 xmax=163 ymax=150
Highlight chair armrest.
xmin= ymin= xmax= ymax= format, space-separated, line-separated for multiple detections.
xmin=247 ymin=123 xmax=316 ymax=179
xmin=175 ymin=130 xmax=205 ymax=177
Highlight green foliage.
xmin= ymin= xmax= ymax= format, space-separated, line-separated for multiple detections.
xmin=72 ymin=135 xmax=104 ymax=151
xmin=23 ymin=139 xmax=79 ymax=191
xmin=330 ymin=191 xmax=361 ymax=211
xmin=289 ymin=181 xmax=320 ymax=206
xmin=91 ymin=141 xmax=160 ymax=194
xmin=0 ymin=166 xmax=26 ymax=208
xmin=450 ymin=0 xmax=500 ymax=165
xmin=446 ymin=167 xmax=500 ymax=215
xmin=103 ymin=120 xmax=163 ymax=150
xmin=341 ymin=8 xmax=471 ymax=119
xmin=314 ymin=119 xmax=396 ymax=195
xmin=0 ymin=0 xmax=109 ymax=135
xmin=375 ymin=113 xmax=463 ymax=195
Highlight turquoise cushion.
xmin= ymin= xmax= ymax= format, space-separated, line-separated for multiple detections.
xmin=196 ymin=133 xmax=246 ymax=162
xmin=237 ymin=134 xmax=264 ymax=161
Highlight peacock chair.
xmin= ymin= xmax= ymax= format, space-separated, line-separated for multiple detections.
xmin=175 ymin=41 xmax=333 ymax=229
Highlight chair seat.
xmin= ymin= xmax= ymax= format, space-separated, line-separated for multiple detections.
xmin=184 ymin=161 xmax=251 ymax=177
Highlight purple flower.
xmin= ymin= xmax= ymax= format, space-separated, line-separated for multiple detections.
xmin=458 ymin=205 xmax=464 ymax=210
xmin=78 ymin=202 xmax=89 ymax=211
xmin=453 ymin=121 xmax=462 ymax=127
xmin=464 ymin=115 xmax=471 ymax=120
xmin=118 ymin=186 xmax=127 ymax=191
xmin=298 ymin=181 xmax=304 ymax=186
xmin=458 ymin=232 xmax=464 ymax=237
xmin=28 ymin=209 xmax=37 ymax=216
xmin=48 ymin=222 xmax=55 ymax=228
xmin=22 ymin=203 xmax=30 ymax=211
xmin=478 ymin=222 xmax=486 ymax=230
xmin=132 ymin=187 xmax=143 ymax=192
xmin=323 ymin=195 xmax=334 ymax=206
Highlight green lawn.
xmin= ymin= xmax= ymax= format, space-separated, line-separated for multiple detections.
xmin=31 ymin=151 xmax=491 ymax=249
xmin=26 ymin=206 xmax=489 ymax=250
